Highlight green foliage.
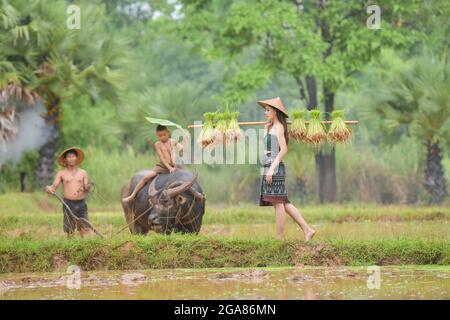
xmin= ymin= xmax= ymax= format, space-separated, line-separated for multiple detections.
xmin=1 ymin=0 xmax=449 ymax=206
xmin=179 ymin=0 xmax=423 ymax=103
xmin=114 ymin=82 xmax=215 ymax=152
xmin=60 ymin=98 xmax=122 ymax=150
xmin=363 ymin=54 xmax=450 ymax=148
xmin=0 ymin=151 xmax=39 ymax=193
xmin=145 ymin=117 xmax=182 ymax=129
xmin=0 ymin=0 xmax=129 ymax=104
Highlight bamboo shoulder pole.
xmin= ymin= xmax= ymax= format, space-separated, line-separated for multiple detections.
xmin=187 ymin=120 xmax=359 ymax=128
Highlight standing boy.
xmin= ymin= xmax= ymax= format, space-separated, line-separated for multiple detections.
xmin=45 ymin=147 xmax=91 ymax=238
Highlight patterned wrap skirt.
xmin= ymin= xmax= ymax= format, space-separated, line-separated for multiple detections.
xmin=259 ymin=154 xmax=291 ymax=206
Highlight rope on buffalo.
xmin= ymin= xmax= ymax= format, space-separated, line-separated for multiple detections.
xmin=150 ymin=176 xmax=204 ymax=233
xmin=152 ymin=192 xmax=193 ymax=233
xmin=174 ymin=196 xmax=196 ymax=232
xmin=112 ymin=202 xmax=154 ymax=237
xmin=68 ymin=180 xmax=153 ymax=238
xmin=76 ymin=180 xmax=154 ymax=238
xmin=177 ymin=195 xmax=200 ymax=226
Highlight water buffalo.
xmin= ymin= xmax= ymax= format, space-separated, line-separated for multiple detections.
xmin=120 ymin=169 xmax=206 ymax=234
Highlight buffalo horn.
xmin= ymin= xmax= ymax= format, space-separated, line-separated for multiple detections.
xmin=188 ymin=188 xmax=205 ymax=201
xmin=166 ymin=172 xmax=198 ymax=198
xmin=148 ymin=176 xmax=161 ymax=197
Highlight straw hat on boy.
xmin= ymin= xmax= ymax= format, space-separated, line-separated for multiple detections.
xmin=57 ymin=147 xmax=85 ymax=167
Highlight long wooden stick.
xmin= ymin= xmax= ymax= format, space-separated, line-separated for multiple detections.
xmin=187 ymin=120 xmax=359 ymax=128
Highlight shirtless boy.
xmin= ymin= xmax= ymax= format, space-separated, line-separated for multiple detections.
xmin=45 ymin=147 xmax=91 ymax=238
xmin=122 ymin=125 xmax=183 ymax=203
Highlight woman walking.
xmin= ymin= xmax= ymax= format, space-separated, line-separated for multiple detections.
xmin=258 ymin=97 xmax=316 ymax=241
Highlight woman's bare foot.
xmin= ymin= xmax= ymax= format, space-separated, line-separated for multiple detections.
xmin=122 ymin=195 xmax=135 ymax=203
xmin=304 ymin=229 xmax=316 ymax=242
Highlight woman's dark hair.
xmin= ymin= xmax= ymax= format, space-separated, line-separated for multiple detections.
xmin=64 ymin=150 xmax=78 ymax=159
xmin=268 ymin=108 xmax=289 ymax=145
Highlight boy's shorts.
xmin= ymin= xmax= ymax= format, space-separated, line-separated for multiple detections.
xmin=63 ymin=198 xmax=89 ymax=234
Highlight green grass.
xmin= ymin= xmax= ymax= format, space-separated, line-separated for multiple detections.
xmin=1 ymin=193 xmax=449 ymax=224
xmin=203 ymin=204 xmax=450 ymax=224
xmin=1 ymin=201 xmax=448 ymax=241
xmin=201 ymin=221 xmax=449 ymax=240
xmin=0 ymin=193 xmax=448 ymax=272
xmin=0 ymin=235 xmax=448 ymax=273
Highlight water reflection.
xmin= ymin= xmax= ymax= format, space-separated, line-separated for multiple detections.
xmin=0 ymin=266 xmax=448 ymax=300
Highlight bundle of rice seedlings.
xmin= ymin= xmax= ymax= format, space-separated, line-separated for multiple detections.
xmin=306 ymin=109 xmax=326 ymax=146
xmin=213 ymin=112 xmax=228 ymax=144
xmin=327 ymin=110 xmax=352 ymax=144
xmin=225 ymin=111 xmax=243 ymax=143
xmin=197 ymin=112 xmax=216 ymax=148
xmin=289 ymin=109 xmax=308 ymax=142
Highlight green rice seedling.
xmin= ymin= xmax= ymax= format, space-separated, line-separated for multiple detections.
xmin=225 ymin=111 xmax=243 ymax=143
xmin=198 ymin=112 xmax=217 ymax=148
xmin=327 ymin=110 xmax=352 ymax=144
xmin=306 ymin=109 xmax=326 ymax=146
xmin=213 ymin=112 xmax=228 ymax=144
xmin=289 ymin=109 xmax=308 ymax=142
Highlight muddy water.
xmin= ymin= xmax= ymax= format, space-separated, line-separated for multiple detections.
xmin=0 ymin=266 xmax=448 ymax=300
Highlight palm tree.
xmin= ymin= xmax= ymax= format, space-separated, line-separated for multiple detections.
xmin=366 ymin=56 xmax=449 ymax=204
xmin=0 ymin=0 xmax=127 ymax=185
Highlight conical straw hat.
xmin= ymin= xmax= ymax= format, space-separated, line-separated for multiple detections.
xmin=257 ymin=97 xmax=289 ymax=118
xmin=57 ymin=147 xmax=85 ymax=167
